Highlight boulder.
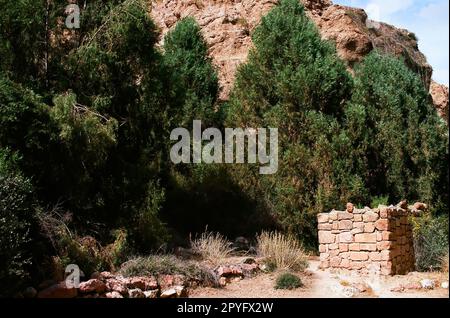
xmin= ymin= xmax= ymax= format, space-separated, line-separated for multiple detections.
xmin=144 ymin=290 xmax=159 ymax=298
xmin=105 ymin=291 xmax=123 ymax=298
xmin=420 ymin=279 xmax=435 ymax=289
xmin=79 ymin=279 xmax=107 ymax=294
xmin=128 ymin=288 xmax=145 ymax=298
xmin=127 ymin=276 xmax=158 ymax=291
xmin=106 ymin=278 xmax=128 ymax=295
xmin=160 ymin=288 xmax=178 ymax=299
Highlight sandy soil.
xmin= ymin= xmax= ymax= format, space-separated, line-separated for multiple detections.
xmin=190 ymin=259 xmax=449 ymax=298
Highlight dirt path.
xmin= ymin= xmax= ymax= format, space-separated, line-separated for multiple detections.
xmin=190 ymin=260 xmax=449 ymax=298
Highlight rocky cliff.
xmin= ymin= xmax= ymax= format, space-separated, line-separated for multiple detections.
xmin=150 ymin=0 xmax=448 ymax=119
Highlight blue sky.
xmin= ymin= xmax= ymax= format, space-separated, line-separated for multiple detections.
xmin=334 ymin=0 xmax=449 ymax=85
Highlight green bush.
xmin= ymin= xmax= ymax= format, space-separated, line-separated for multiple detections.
xmin=274 ymin=272 xmax=303 ymax=290
xmin=0 ymin=149 xmax=36 ymax=296
xmin=411 ymin=214 xmax=449 ymax=271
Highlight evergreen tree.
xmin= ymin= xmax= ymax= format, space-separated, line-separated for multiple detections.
xmin=341 ymin=52 xmax=449 ymax=213
xmin=226 ymin=0 xmax=353 ymax=248
xmin=163 ymin=17 xmax=220 ymax=127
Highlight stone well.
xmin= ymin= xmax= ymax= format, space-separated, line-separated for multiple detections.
xmin=317 ymin=203 xmax=420 ymax=275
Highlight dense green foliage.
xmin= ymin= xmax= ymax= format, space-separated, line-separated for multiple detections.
xmin=0 ymin=150 xmax=36 ymax=296
xmin=345 ymin=53 xmax=448 ymax=211
xmin=0 ymin=0 xmax=448 ymax=296
xmin=226 ymin=0 xmax=448 ymax=249
xmin=226 ymin=0 xmax=354 ymax=248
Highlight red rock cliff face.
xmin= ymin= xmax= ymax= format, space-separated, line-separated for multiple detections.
xmin=150 ymin=0 xmax=448 ymax=120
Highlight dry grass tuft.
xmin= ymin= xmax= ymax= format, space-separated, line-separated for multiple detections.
xmin=256 ymin=231 xmax=308 ymax=272
xmin=190 ymin=230 xmax=235 ymax=265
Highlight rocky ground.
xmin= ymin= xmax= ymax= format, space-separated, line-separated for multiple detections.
xmin=191 ymin=258 xmax=449 ymax=298
xmin=27 ymin=256 xmax=448 ymax=299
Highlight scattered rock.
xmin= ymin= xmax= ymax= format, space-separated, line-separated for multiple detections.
xmin=390 ymin=286 xmax=405 ymax=293
xmin=420 ymin=279 xmax=435 ymax=289
xmin=106 ymin=278 xmax=128 ymax=295
xmin=160 ymin=288 xmax=178 ymax=299
xmin=100 ymin=271 xmax=114 ymax=280
xmin=127 ymin=276 xmax=158 ymax=291
xmin=79 ymin=279 xmax=107 ymax=294
xmin=398 ymin=200 xmax=408 ymax=209
xmin=174 ymin=285 xmax=188 ymax=297
xmin=346 ymin=202 xmax=354 ymax=213
xmin=158 ymin=274 xmax=186 ymax=290
xmin=37 ymin=282 xmax=78 ymax=298
xmin=240 ymin=263 xmax=260 ymax=277
xmin=128 ymin=288 xmax=145 ymax=298
xmin=144 ymin=290 xmax=159 ymax=298
xmin=23 ymin=287 xmax=37 ymax=298
xmin=404 ymin=282 xmax=422 ymax=290
xmin=105 ymin=291 xmax=123 ymax=298
xmin=413 ymin=202 xmax=427 ymax=211
xmin=216 ymin=265 xmax=243 ymax=277
xmin=219 ymin=277 xmax=227 ymax=287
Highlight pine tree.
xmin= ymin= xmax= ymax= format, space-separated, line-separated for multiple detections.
xmin=227 ymin=0 xmax=353 ymax=247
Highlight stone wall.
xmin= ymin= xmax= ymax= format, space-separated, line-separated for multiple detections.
xmin=317 ymin=203 xmax=419 ymax=275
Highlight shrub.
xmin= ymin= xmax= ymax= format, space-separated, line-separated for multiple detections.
xmin=190 ymin=230 xmax=235 ymax=265
xmin=0 ymin=149 xmax=36 ymax=296
xmin=274 ymin=272 xmax=303 ymax=290
xmin=119 ymin=255 xmax=218 ymax=287
xmin=256 ymin=231 xmax=308 ymax=272
xmin=411 ymin=214 xmax=449 ymax=271
xmin=371 ymin=196 xmax=389 ymax=208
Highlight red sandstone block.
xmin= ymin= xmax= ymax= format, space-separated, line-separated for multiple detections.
xmin=338 ymin=232 xmax=353 ymax=243
xmin=338 ymin=212 xmax=353 ymax=220
xmin=318 ymin=231 xmax=335 ymax=244
xmin=318 ymin=223 xmax=332 ymax=230
xmin=355 ymin=233 xmax=377 ymax=243
xmin=349 ymin=252 xmax=369 ymax=261
xmin=317 ymin=213 xmax=329 ymax=223
xmin=375 ymin=219 xmax=389 ymax=231
xmin=360 ymin=243 xmax=377 ymax=251
xmin=330 ymin=256 xmax=341 ymax=267
xmin=339 ymin=244 xmax=348 ymax=252
xmin=363 ymin=211 xmax=379 ymax=222
xmin=339 ymin=220 xmax=353 ymax=230
xmin=364 ymin=222 xmax=375 ymax=233
xmin=369 ymin=252 xmax=382 ymax=261
xmin=349 ymin=243 xmax=360 ymax=251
